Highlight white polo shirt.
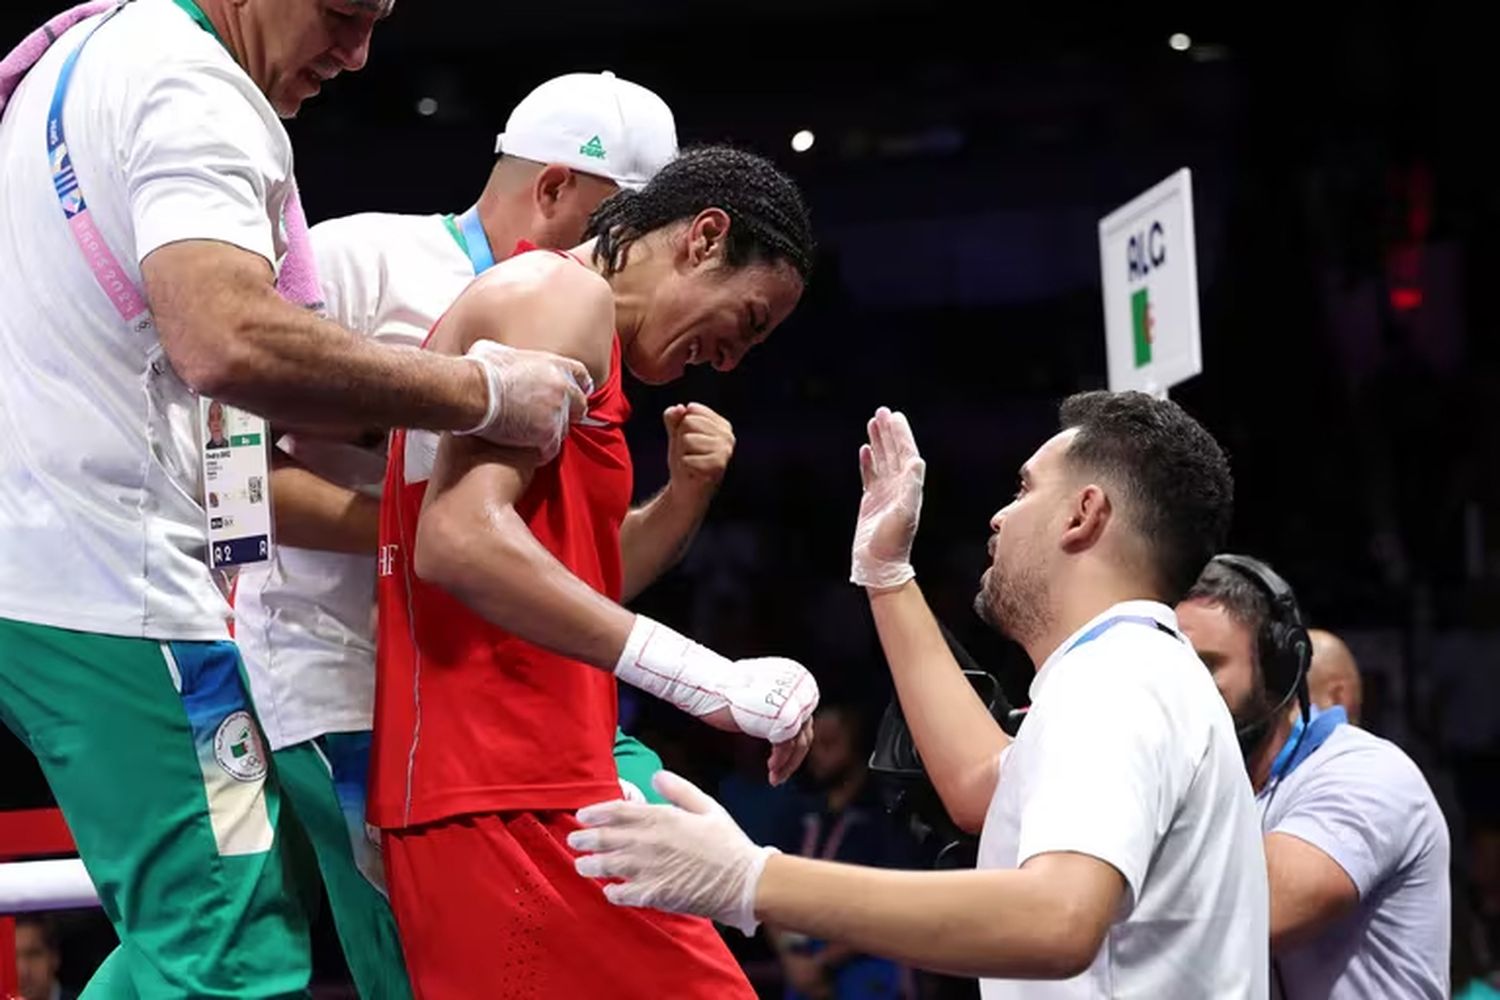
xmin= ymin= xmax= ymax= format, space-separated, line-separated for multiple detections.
xmin=977 ymin=601 xmax=1269 ymax=999
xmin=0 ymin=0 xmax=292 ymax=640
xmin=1261 ymin=723 xmax=1450 ymax=999
xmin=234 ymin=212 xmax=473 ymax=749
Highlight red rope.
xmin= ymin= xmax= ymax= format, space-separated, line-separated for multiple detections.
xmin=0 ymin=808 xmax=74 ymax=862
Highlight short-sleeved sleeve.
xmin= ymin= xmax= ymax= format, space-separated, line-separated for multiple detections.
xmin=310 ymin=215 xmax=382 ymax=338
xmin=1015 ymin=662 xmax=1192 ymax=912
xmin=123 ymin=57 xmax=290 ymax=266
xmin=1268 ymin=742 xmax=1412 ymax=898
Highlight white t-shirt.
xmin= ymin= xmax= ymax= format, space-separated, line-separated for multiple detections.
xmin=235 ymin=212 xmax=473 ymax=749
xmin=1260 ymin=723 xmax=1450 ymax=1000
xmin=0 ymin=0 xmax=292 ymax=640
xmin=976 ymin=601 xmax=1269 ymax=999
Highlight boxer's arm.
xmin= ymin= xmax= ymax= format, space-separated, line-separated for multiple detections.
xmin=619 ymin=403 xmax=734 ymax=602
xmin=413 ymin=262 xmax=633 ymax=667
xmin=870 ymin=582 xmax=1010 ymax=834
xmin=414 ymin=434 xmax=636 ymax=667
xmin=619 ymin=486 xmax=711 ymax=603
xmin=269 ymin=450 xmax=380 ymax=555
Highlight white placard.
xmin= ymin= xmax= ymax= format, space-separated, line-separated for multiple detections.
xmin=200 ymin=398 xmax=273 ymax=569
xmin=1098 ymin=168 xmax=1202 ymax=396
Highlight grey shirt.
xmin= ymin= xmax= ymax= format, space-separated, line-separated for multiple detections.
xmin=1261 ymin=724 xmax=1450 ymax=999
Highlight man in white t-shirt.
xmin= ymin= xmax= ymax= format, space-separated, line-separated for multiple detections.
xmin=232 ymin=71 xmax=690 ymax=997
xmin=1177 ymin=558 xmax=1450 ymax=999
xmin=0 ymin=3 xmax=591 ymax=996
xmin=567 ymin=392 xmax=1270 ymax=999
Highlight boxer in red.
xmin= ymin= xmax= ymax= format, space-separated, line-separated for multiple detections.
xmin=371 ymin=145 xmax=820 ymax=998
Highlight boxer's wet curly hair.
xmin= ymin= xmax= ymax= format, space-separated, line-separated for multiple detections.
xmin=585 ymin=144 xmax=814 ymax=280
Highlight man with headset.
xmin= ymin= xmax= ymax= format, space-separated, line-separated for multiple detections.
xmin=1177 ymin=555 xmax=1450 ymax=998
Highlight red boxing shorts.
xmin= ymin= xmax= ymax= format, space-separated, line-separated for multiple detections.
xmin=383 ymin=810 xmax=756 ymax=999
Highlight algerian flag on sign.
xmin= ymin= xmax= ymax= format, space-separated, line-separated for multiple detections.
xmin=1131 ymin=287 xmax=1152 ymax=367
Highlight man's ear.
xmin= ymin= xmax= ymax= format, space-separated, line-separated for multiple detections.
xmin=1059 ymin=483 xmax=1111 ymax=553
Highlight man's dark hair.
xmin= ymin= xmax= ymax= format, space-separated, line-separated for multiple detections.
xmin=1058 ymin=390 xmax=1233 ymax=601
xmin=585 ymin=144 xmax=814 ymax=280
xmin=1183 ymin=559 xmax=1273 ymax=646
xmin=16 ymin=913 xmax=60 ymax=954
xmin=1184 ymin=558 xmax=1296 ymax=734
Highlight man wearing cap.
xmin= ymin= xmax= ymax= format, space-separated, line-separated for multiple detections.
xmin=234 ymin=71 xmax=692 ymax=998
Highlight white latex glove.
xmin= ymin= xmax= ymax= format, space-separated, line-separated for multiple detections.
xmin=614 ymin=615 xmax=818 ymax=785
xmin=570 ymin=771 xmax=777 ymax=936
xmin=458 ymin=339 xmax=593 ymax=462
xmin=850 ymin=406 xmax=926 ymax=590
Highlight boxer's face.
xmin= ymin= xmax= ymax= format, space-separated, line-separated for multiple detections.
xmin=1176 ymin=598 xmax=1259 ymax=723
xmin=237 ymin=0 xmax=388 ymax=117
xmin=624 ymin=212 xmax=804 ymax=385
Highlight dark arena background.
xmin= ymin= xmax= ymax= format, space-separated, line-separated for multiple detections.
xmin=1 ymin=2 xmax=1497 ymax=997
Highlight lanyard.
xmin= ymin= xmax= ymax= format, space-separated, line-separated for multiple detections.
xmin=443 ymin=206 xmax=496 ymax=274
xmin=48 ymin=3 xmax=273 ymax=570
xmin=1267 ymin=705 xmax=1346 ymax=784
xmin=1006 ymin=614 xmax=1185 ymax=727
xmin=47 ymin=7 xmax=152 ymax=331
xmin=48 ymin=0 xmax=230 ymax=327
xmin=1066 ymin=614 xmax=1182 ymax=656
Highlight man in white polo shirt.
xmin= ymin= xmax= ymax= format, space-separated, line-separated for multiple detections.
xmin=234 ymin=72 xmax=696 ymax=997
xmin=567 ymin=392 xmax=1269 ymax=998
xmin=0 ymin=3 xmax=589 ymax=996
xmin=1177 ymin=557 xmax=1450 ymax=999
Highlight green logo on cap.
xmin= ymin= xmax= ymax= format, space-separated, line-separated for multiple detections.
xmin=580 ymin=135 xmax=607 ymax=160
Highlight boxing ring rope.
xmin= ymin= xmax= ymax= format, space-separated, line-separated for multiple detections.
xmin=0 ymin=808 xmax=96 ymax=996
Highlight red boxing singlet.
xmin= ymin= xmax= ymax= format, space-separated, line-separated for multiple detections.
xmin=369 ymin=256 xmax=633 ymax=829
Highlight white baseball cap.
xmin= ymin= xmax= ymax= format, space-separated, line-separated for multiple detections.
xmin=495 ymin=72 xmax=678 ymax=191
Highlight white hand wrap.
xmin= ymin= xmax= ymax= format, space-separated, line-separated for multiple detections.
xmin=614 ymin=615 xmax=818 ymax=744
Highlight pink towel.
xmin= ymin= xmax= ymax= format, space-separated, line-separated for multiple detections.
xmin=1 ymin=1 xmax=324 ymax=311
xmin=276 ymin=180 xmax=323 ymax=312
xmin=0 ymin=1 xmax=112 ymax=115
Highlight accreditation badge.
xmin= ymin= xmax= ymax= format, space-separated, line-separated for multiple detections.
xmin=199 ymin=397 xmax=273 ymax=569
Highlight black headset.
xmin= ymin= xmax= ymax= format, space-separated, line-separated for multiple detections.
xmin=1210 ymin=553 xmax=1312 ymax=752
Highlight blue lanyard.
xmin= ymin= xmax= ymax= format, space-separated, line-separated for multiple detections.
xmin=456 ymin=206 xmax=495 ymax=273
xmin=46 ymin=6 xmax=158 ymax=330
xmin=1268 ymin=705 xmax=1346 ymax=783
xmin=48 ymin=16 xmax=115 ymax=219
xmin=1065 ymin=614 xmax=1181 ymax=655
